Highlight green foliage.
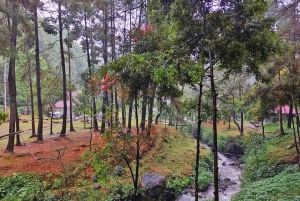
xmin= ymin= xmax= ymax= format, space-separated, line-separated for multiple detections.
xmin=218 ymin=135 xmax=244 ymax=156
xmin=167 ymin=155 xmax=213 ymax=197
xmin=0 ymin=173 xmax=52 ymax=201
xmin=167 ymin=176 xmax=192 ymax=196
xmin=0 ymin=111 xmax=8 ymax=124
xmin=232 ymin=165 xmax=300 ymax=201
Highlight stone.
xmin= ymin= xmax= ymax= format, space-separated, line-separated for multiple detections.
xmin=141 ymin=173 xmax=166 ymax=197
xmin=92 ymin=175 xmax=98 ymax=182
xmin=113 ymin=165 xmax=125 ymax=176
xmin=93 ymin=183 xmax=101 ymax=189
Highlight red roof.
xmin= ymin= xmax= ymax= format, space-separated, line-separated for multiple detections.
xmin=53 ymin=100 xmax=74 ymax=108
xmin=274 ymin=105 xmax=299 ymax=114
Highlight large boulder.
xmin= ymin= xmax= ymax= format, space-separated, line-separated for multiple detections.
xmin=141 ymin=173 xmax=166 ymax=197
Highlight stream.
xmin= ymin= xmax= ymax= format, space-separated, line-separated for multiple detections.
xmin=176 ymin=148 xmax=242 ymax=201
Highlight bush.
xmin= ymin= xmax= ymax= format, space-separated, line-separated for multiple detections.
xmin=233 ymin=165 xmax=300 ymax=201
xmin=0 ymin=173 xmax=54 ymax=201
xmin=218 ymin=135 xmax=244 ymax=156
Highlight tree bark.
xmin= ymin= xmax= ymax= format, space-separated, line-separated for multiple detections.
xmin=195 ymin=82 xmax=203 ymax=201
xmin=140 ymin=87 xmax=147 ymax=130
xmin=134 ymin=91 xmax=140 ymax=201
xmin=287 ymin=103 xmax=293 ymax=129
xmin=127 ymin=102 xmax=133 ymax=133
xmin=28 ymin=58 xmax=36 ymax=137
xmin=2 ymin=57 xmax=7 ymax=113
xmin=34 ymin=0 xmax=43 ymax=141
xmin=121 ymin=100 xmax=126 ymax=127
xmin=50 ymin=105 xmax=53 ymax=134
xmin=58 ymin=1 xmax=67 ymax=137
xmin=208 ymin=45 xmax=219 ymax=201
xmin=147 ymin=84 xmax=156 ymax=135
xmin=5 ymin=1 xmax=18 ymax=153
xmin=101 ymin=92 xmax=107 ymax=133
xmin=279 ymin=106 xmax=285 ymax=135
xmin=67 ymin=30 xmax=75 ymax=132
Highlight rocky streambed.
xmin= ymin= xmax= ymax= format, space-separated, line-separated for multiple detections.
xmin=177 ymin=150 xmax=242 ymax=201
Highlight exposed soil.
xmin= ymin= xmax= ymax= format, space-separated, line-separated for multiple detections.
xmin=0 ymin=130 xmax=102 ymax=176
xmin=0 ymin=126 xmax=163 ymax=177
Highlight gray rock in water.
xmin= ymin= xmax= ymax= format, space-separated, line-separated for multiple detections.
xmin=141 ymin=173 xmax=166 ymax=197
xmin=222 ymin=178 xmax=236 ymax=186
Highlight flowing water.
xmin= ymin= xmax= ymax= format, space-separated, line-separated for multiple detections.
xmin=176 ymin=149 xmax=241 ymax=201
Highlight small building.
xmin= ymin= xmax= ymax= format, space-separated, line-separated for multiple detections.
xmin=264 ymin=105 xmax=299 ymax=124
xmin=52 ymin=92 xmax=78 ymax=119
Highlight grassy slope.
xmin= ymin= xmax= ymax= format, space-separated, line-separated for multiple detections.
xmin=231 ymin=122 xmax=300 ymax=200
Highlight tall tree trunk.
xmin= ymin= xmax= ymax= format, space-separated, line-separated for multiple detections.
xmin=208 ymin=45 xmax=219 ymax=201
xmin=121 ymin=100 xmax=126 ymax=127
xmin=5 ymin=1 xmax=18 ymax=153
xmin=127 ymin=101 xmax=133 ymax=133
xmin=287 ymin=103 xmax=293 ymax=129
xmin=279 ymin=106 xmax=285 ymax=135
xmin=239 ymin=86 xmax=243 ymax=135
xmin=101 ymin=10 xmax=109 ymax=131
xmin=115 ymin=87 xmax=119 ymax=126
xmin=232 ymin=94 xmax=241 ymax=134
xmin=134 ymin=91 xmax=140 ymax=201
xmin=68 ymin=30 xmax=75 ymax=132
xmin=15 ymin=111 xmax=21 ymax=146
xmin=50 ymin=105 xmax=54 ymax=134
xmin=294 ymin=104 xmax=300 ymax=143
xmin=28 ymin=58 xmax=36 ymax=137
xmin=147 ymin=84 xmax=156 ymax=135
xmin=34 ymin=0 xmax=43 ymax=141
xmin=195 ymin=82 xmax=203 ymax=201
xmin=58 ymin=1 xmax=67 ymax=137
xmin=140 ymin=87 xmax=147 ymax=130
xmin=101 ymin=92 xmax=107 ymax=133
xmin=84 ymin=9 xmax=98 ymax=131
xmin=2 ymin=57 xmax=7 ymax=113
xmin=110 ymin=90 xmax=114 ymax=128
xmin=261 ymin=118 xmax=265 ymax=139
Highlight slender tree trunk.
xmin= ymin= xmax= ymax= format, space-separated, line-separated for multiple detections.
xmin=294 ymin=104 xmax=300 ymax=143
xmin=292 ymin=116 xmax=300 ymax=170
xmin=28 ymin=59 xmax=36 ymax=137
xmin=5 ymin=2 xmax=18 ymax=152
xmin=34 ymin=0 xmax=43 ymax=141
xmin=115 ymin=87 xmax=119 ymax=126
xmin=279 ymin=106 xmax=285 ymax=135
xmin=239 ymin=86 xmax=243 ymax=135
xmin=228 ymin=115 xmax=231 ymax=129
xmin=2 ymin=57 xmax=7 ymax=113
xmin=121 ymin=100 xmax=126 ymax=127
xmin=261 ymin=118 xmax=265 ymax=139
xmin=58 ymin=1 xmax=67 ymax=137
xmin=147 ymin=84 xmax=156 ymax=135
xmin=195 ymin=82 xmax=203 ymax=201
xmin=134 ymin=91 xmax=140 ymax=201
xmin=110 ymin=90 xmax=114 ymax=128
xmin=50 ymin=105 xmax=53 ymax=134
xmin=101 ymin=92 xmax=107 ymax=133
xmin=208 ymin=45 xmax=219 ymax=201
xmin=127 ymin=102 xmax=133 ymax=133
xmin=15 ymin=111 xmax=21 ymax=146
xmin=287 ymin=103 xmax=293 ymax=129
xmin=232 ymin=94 xmax=241 ymax=134
xmin=140 ymin=87 xmax=147 ymax=130
xmin=68 ymin=30 xmax=75 ymax=132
